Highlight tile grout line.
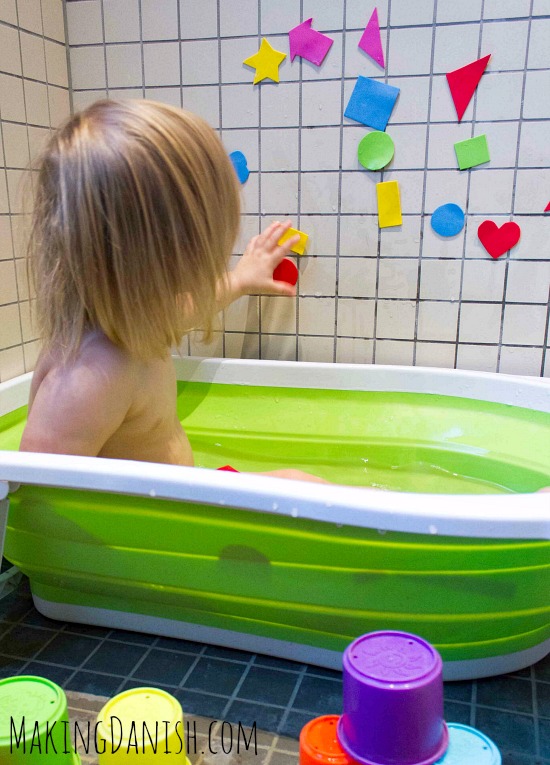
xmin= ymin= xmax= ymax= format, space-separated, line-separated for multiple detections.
xmin=540 ymin=282 xmax=550 ymax=376
xmin=177 ymin=0 xmax=183 ymax=110
xmin=470 ymin=678 xmax=477 ymax=728
xmin=38 ymin=0 xmax=53 ymax=133
xmin=371 ymin=0 xmax=393 ymax=365
xmin=256 ymin=0 xmax=262 ymax=360
xmin=216 ymin=0 xmax=226 ymax=360
xmin=56 ymin=13 xmax=550 ymax=43
xmin=453 ymin=0 xmax=486 ymax=370
xmin=411 ymin=0 xmax=439 ymax=366
xmin=68 ymin=78 xmax=550 ymax=99
xmin=274 ymin=663 xmax=309 ymax=737
xmin=294 ymin=0 xmax=304 ymax=364
xmin=219 ymin=652 xmax=256 ymax=720
xmin=4 ymin=156 xmax=550 ymax=172
xmin=183 ymin=0 xmax=193 ymax=358
xmin=60 ymin=0 xmax=74 ymax=116
xmin=531 ymin=662 xmax=541 ymax=760
xmin=496 ymin=0 xmax=535 ymax=373
xmin=332 ymin=0 xmax=347 ymax=364
xmin=4 ymin=0 xmax=28 ymax=375
xmin=138 ymin=0 xmax=145 ymax=99
xmin=99 ymin=0 xmax=108 ymax=98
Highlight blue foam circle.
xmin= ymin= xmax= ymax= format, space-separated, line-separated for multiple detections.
xmin=431 ymin=203 xmax=465 ymax=237
xmin=434 ymin=723 xmax=501 ymax=765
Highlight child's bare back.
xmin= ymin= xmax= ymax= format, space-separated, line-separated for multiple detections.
xmin=22 ymin=332 xmax=328 ymax=484
xmin=22 ymin=331 xmax=194 ymax=466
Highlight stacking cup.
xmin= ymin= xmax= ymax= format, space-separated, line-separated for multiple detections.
xmin=337 ymin=631 xmax=448 ymax=765
xmin=0 ymin=675 xmax=81 ymax=765
xmin=300 ymin=715 xmax=360 ymax=765
xmin=434 ymin=723 xmax=501 ymax=765
xmin=96 ymin=687 xmax=190 ymax=764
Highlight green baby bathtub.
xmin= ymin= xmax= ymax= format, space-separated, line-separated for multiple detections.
xmin=0 ymin=357 xmax=548 ymax=680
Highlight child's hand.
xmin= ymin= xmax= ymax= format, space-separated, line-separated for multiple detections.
xmin=232 ymin=220 xmax=300 ymax=297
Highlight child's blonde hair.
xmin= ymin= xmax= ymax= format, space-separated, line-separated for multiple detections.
xmin=27 ymin=99 xmax=240 ymax=361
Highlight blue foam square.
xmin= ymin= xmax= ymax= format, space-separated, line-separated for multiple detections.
xmin=344 ymin=76 xmax=400 ymax=131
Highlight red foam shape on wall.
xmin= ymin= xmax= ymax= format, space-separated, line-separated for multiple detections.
xmin=273 ymin=257 xmax=298 ymax=285
xmin=217 ymin=465 xmax=239 ymax=472
xmin=446 ymin=54 xmax=491 ymax=122
xmin=478 ymin=220 xmax=521 ymax=259
xmin=545 ymin=201 xmax=550 ymax=212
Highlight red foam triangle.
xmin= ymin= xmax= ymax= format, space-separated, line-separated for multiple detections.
xmin=446 ymin=54 xmax=491 ymax=122
xmin=545 ymin=201 xmax=550 ymax=212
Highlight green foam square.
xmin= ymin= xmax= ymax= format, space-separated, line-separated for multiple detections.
xmin=454 ymin=134 xmax=490 ymax=170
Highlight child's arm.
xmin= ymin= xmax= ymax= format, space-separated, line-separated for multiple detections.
xmin=217 ymin=220 xmax=300 ymax=310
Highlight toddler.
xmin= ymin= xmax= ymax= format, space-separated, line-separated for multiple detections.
xmin=20 ymin=99 xmax=326 ymax=483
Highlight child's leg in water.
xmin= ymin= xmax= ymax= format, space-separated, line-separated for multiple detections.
xmin=258 ymin=469 xmax=330 ymax=484
xmin=218 ymin=466 xmax=329 ymax=483
xmin=219 ymin=469 xmax=550 ymax=491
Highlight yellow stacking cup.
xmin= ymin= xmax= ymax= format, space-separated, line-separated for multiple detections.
xmin=0 ymin=675 xmax=81 ymax=765
xmin=96 ymin=687 xmax=191 ymax=764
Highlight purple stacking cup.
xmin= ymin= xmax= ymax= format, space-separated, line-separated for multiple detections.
xmin=337 ymin=632 xmax=449 ymax=765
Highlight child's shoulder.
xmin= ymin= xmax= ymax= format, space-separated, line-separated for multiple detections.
xmin=34 ymin=331 xmax=137 ymax=394
xmin=21 ymin=332 xmax=140 ymax=457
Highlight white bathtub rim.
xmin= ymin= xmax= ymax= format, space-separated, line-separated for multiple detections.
xmin=0 ymin=371 xmax=31 ymax=417
xmin=32 ymin=594 xmax=550 ymax=682
xmin=174 ymin=357 xmax=550 ymax=411
xmin=0 ymin=450 xmax=548 ymax=539
xmin=2 ymin=359 xmax=550 ymax=417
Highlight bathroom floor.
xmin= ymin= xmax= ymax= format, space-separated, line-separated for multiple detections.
xmin=0 ymin=571 xmax=548 ymax=765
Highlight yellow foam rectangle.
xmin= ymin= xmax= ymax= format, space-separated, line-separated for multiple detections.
xmin=376 ymin=180 xmax=402 ymax=228
xmin=278 ymin=227 xmax=308 ymax=255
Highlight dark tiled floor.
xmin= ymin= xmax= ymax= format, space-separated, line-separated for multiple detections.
xmin=1 ymin=572 xmax=549 ymax=764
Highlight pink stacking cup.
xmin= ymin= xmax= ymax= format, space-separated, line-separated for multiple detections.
xmin=337 ymin=632 xmax=449 ymax=765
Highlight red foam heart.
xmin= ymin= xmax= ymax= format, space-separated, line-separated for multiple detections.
xmin=477 ymin=220 xmax=521 ymax=259
xmin=273 ymin=257 xmax=298 ymax=285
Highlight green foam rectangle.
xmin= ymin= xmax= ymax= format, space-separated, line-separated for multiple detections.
xmin=454 ymin=134 xmax=490 ymax=170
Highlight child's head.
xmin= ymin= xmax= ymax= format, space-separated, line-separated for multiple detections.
xmin=28 ymin=99 xmax=240 ymax=360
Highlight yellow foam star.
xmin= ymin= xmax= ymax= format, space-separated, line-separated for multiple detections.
xmin=243 ymin=38 xmax=286 ymax=85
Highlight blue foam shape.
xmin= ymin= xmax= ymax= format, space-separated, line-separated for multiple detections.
xmin=229 ymin=151 xmax=249 ymax=184
xmin=344 ymin=76 xmax=400 ymax=131
xmin=431 ymin=203 xmax=465 ymax=237
xmin=435 ymin=724 xmax=501 ymax=765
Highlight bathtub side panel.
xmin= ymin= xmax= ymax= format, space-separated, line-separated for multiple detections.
xmin=5 ymin=487 xmax=550 ymax=665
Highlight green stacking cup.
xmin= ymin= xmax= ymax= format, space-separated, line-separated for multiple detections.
xmin=0 ymin=676 xmax=81 ymax=765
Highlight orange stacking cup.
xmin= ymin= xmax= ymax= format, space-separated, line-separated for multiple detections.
xmin=300 ymin=716 xmax=359 ymax=765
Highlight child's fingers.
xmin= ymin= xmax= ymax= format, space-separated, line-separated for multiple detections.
xmin=269 ymin=281 xmax=296 ymax=297
xmin=266 ymin=219 xmax=293 ymax=250
xmin=257 ymin=220 xmax=281 ymax=246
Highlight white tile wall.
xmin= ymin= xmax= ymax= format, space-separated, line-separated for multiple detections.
xmin=2 ymin=0 xmax=544 ymax=382
xmin=141 ymin=0 xmax=177 ymax=41
xmin=144 ymin=42 xmax=180 ymax=87
xmin=66 ymin=0 xmax=103 ymax=45
xmin=436 ymin=0 xmax=482 ymax=24
xmin=0 ymin=0 xmax=70 ymax=380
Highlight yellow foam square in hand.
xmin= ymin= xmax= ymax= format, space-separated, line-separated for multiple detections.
xmin=278 ymin=227 xmax=308 ymax=255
